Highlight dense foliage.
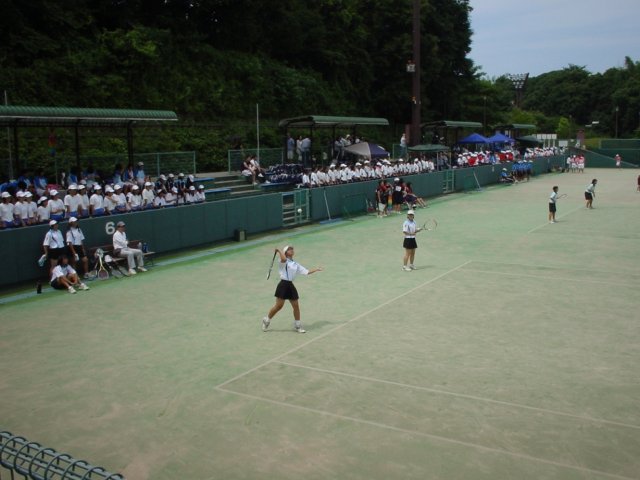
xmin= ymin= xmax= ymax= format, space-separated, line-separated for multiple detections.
xmin=0 ymin=0 xmax=637 ymax=173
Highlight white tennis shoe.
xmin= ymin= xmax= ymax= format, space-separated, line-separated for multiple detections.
xmin=402 ymin=266 xmax=411 ymax=271
xmin=67 ymin=286 xmax=77 ymax=294
xmin=262 ymin=317 xmax=270 ymax=332
xmin=295 ymin=326 xmax=306 ymax=334
xmin=137 ymin=266 xmax=148 ymax=272
xmin=128 ymin=269 xmax=137 ymax=275
xmin=409 ymin=264 xmax=416 ymax=270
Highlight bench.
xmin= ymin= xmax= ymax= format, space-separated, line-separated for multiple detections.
xmin=89 ymin=239 xmax=155 ymax=269
xmin=259 ymin=182 xmax=292 ymax=192
xmin=204 ymin=187 xmax=232 ymax=199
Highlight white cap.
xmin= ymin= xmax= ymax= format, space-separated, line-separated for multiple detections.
xmin=105 ymin=187 xmax=114 ymax=193
xmin=340 ymin=164 xmax=346 ymax=168
xmin=37 ymin=196 xmax=48 ymax=204
xmin=24 ymin=192 xmax=33 ymax=197
xmin=330 ymin=164 xmax=336 ymax=168
xmin=69 ymin=216 xmax=78 ymax=223
xmin=78 ymin=184 xmax=86 ymax=190
xmin=50 ymin=189 xmax=59 ymax=196
xmin=138 ymin=161 xmax=144 ymax=166
xmin=93 ymin=184 xmax=102 ymax=190
xmin=68 ymin=184 xmax=78 ymax=190
xmin=16 ymin=191 xmax=24 ymax=198
xmin=282 ymin=245 xmax=291 ymax=254
xmin=1 ymin=192 xmax=11 ymax=198
xmin=189 ymin=186 xmax=195 ymax=191
xmin=172 ymin=187 xmax=178 ymax=193
xmin=49 ymin=219 xmax=57 ymax=226
xmin=132 ymin=185 xmax=139 ymax=191
xmin=114 ymin=184 xmax=122 ymax=190
xmin=168 ymin=173 xmax=175 ymax=178
xmin=160 ymin=174 xmax=166 ymax=180
xmin=394 ymin=177 xmax=400 ymax=182
xmin=178 ymin=172 xmax=184 ymax=177
xmin=188 ymin=174 xmax=194 ymax=181
xmin=198 ymin=185 xmax=204 ymax=190
xmin=407 ymin=210 xmax=415 ymax=215
xmin=145 ymin=182 xmax=152 ymax=187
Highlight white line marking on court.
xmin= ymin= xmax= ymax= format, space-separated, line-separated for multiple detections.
xmin=275 ymin=360 xmax=640 ymax=431
xmin=527 ymin=205 xmax=585 ymax=234
xmin=461 ymin=268 xmax=635 ymax=287
xmin=215 ymin=260 xmax=473 ymax=389
xmin=215 ymin=387 xmax=639 ymax=480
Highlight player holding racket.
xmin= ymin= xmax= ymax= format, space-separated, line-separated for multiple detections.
xmin=585 ymin=179 xmax=597 ymax=209
xmin=262 ymin=245 xmax=322 ymax=333
xmin=402 ymin=210 xmax=419 ymax=271
xmin=549 ymin=186 xmax=559 ymax=223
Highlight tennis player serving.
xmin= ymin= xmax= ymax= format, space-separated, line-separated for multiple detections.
xmin=262 ymin=245 xmax=322 ymax=333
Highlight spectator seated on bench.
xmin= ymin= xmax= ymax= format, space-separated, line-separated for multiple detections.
xmin=113 ymin=221 xmax=147 ymax=275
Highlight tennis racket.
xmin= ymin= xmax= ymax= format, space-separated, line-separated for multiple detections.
xmin=419 ymin=219 xmax=438 ymax=232
xmin=557 ymin=193 xmax=568 ymax=199
xmin=267 ymin=251 xmax=278 ymax=280
xmin=104 ymin=255 xmax=122 ymax=279
xmin=96 ymin=249 xmax=109 ymax=280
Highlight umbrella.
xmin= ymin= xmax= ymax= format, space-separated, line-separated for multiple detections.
xmin=344 ymin=141 xmax=390 ymax=159
xmin=486 ymin=133 xmax=515 ymax=144
xmin=457 ymin=133 xmax=489 ymax=144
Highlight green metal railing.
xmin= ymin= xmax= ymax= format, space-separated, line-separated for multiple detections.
xmin=0 ymin=430 xmax=124 ymax=480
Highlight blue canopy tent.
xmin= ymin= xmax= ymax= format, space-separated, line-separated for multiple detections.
xmin=486 ymin=132 xmax=515 ymax=144
xmin=344 ymin=141 xmax=390 ymax=159
xmin=457 ymin=133 xmax=489 ymax=144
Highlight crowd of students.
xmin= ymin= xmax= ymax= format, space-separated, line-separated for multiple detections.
xmin=0 ymin=162 xmax=207 ymax=229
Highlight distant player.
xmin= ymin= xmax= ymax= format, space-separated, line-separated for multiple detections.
xmin=548 ymin=186 xmax=559 ymax=224
xmin=262 ymin=245 xmax=322 ymax=333
xmin=402 ymin=210 xmax=418 ymax=271
xmin=585 ymin=179 xmax=597 ymax=209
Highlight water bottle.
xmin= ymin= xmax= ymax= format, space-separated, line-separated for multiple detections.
xmin=142 ymin=243 xmax=148 ymax=253
xmin=36 ymin=281 xmax=42 ymax=294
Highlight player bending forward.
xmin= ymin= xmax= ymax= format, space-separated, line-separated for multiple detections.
xmin=262 ymin=245 xmax=322 ymax=333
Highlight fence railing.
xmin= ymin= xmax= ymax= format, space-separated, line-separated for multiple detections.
xmin=0 ymin=430 xmax=124 ymax=480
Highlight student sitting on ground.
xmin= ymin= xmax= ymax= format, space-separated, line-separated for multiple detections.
xmin=50 ymin=254 xmax=89 ymax=294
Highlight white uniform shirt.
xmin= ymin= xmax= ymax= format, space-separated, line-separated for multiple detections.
xmin=49 ymin=198 xmax=65 ymax=215
xmin=66 ymin=227 xmax=85 ymax=246
xmin=114 ymin=192 xmax=127 ymax=208
xmin=549 ymin=191 xmax=557 ymax=204
xmin=80 ymin=193 xmax=90 ymax=211
xmin=403 ymin=219 xmax=417 ymax=238
xmin=113 ymin=230 xmax=129 ymax=250
xmin=0 ymin=202 xmax=14 ymax=222
xmin=27 ymin=201 xmax=37 ymax=220
xmin=89 ymin=193 xmax=104 ymax=211
xmin=142 ymin=188 xmax=155 ymax=206
xmin=278 ymin=258 xmax=309 ymax=282
xmin=127 ymin=192 xmax=142 ymax=208
xmin=14 ymin=201 xmax=28 ymax=220
xmin=104 ymin=194 xmax=118 ymax=213
xmin=64 ymin=194 xmax=83 ymax=213
xmin=37 ymin=204 xmax=50 ymax=222
xmin=585 ymin=183 xmax=596 ymax=195
xmin=50 ymin=264 xmax=76 ymax=283
xmin=43 ymin=229 xmax=65 ymax=249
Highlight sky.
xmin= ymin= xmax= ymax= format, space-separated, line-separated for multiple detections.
xmin=468 ymin=0 xmax=640 ymax=78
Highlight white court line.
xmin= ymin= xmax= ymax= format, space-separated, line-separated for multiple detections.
xmin=215 ymin=260 xmax=472 ymax=389
xmin=461 ymin=268 xmax=635 ymax=287
xmin=527 ymin=205 xmax=585 ymax=234
xmin=275 ymin=360 xmax=640 ymax=431
xmin=215 ymin=387 xmax=638 ymax=480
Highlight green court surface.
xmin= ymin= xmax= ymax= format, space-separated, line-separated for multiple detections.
xmin=1 ymin=169 xmax=639 ymax=479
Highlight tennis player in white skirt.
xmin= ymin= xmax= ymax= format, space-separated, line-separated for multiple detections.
xmin=262 ymin=245 xmax=322 ymax=333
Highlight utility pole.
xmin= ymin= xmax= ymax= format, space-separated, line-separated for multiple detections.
xmin=4 ymin=90 xmax=12 ymax=179
xmin=409 ymin=0 xmax=421 ymax=146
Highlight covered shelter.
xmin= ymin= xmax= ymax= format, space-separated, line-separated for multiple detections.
xmin=0 ymin=106 xmax=178 ymax=176
xmin=421 ymin=120 xmax=483 ymax=146
xmin=278 ymin=115 xmax=389 ymax=166
xmin=458 ymin=133 xmax=489 ymax=144
xmin=344 ymin=141 xmax=389 ymax=160
xmin=486 ymin=132 xmax=515 ymax=144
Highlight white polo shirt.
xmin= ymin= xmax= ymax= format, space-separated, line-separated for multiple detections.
xmin=43 ymin=229 xmax=65 ymax=249
xmin=64 ymin=193 xmax=83 ymax=213
xmin=66 ymin=227 xmax=85 ymax=246
xmin=278 ymin=258 xmax=309 ymax=282
xmin=0 ymin=202 xmax=14 ymax=222
xmin=51 ymin=264 xmax=76 ymax=283
xmin=403 ymin=219 xmax=417 ymax=238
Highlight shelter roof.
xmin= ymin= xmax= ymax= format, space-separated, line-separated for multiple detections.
xmin=0 ymin=106 xmax=178 ymax=127
xmin=421 ymin=120 xmax=483 ymax=129
xmin=493 ymin=123 xmax=536 ymax=131
xmin=408 ymin=144 xmax=450 ymax=152
xmin=278 ymin=115 xmax=389 ymax=129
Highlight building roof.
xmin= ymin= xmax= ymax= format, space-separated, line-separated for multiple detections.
xmin=493 ymin=123 xmax=536 ymax=131
xmin=421 ymin=120 xmax=483 ymax=129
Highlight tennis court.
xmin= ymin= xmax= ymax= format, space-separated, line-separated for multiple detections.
xmin=1 ymin=168 xmax=639 ymax=479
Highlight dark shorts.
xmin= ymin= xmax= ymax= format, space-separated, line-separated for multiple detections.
xmin=275 ymin=280 xmax=299 ymax=300
xmin=48 ymin=247 xmax=67 ymax=260
xmin=71 ymin=245 xmax=86 ymax=258
xmin=549 ymin=203 xmax=556 ymax=213
xmin=403 ymin=238 xmax=418 ymax=249
xmin=392 ymin=191 xmax=403 ymax=205
xmin=50 ymin=278 xmax=66 ymax=290
xmin=585 ymin=192 xmax=593 ymax=200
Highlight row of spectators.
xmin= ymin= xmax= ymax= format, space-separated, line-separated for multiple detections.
xmin=0 ymin=177 xmax=207 ymax=229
